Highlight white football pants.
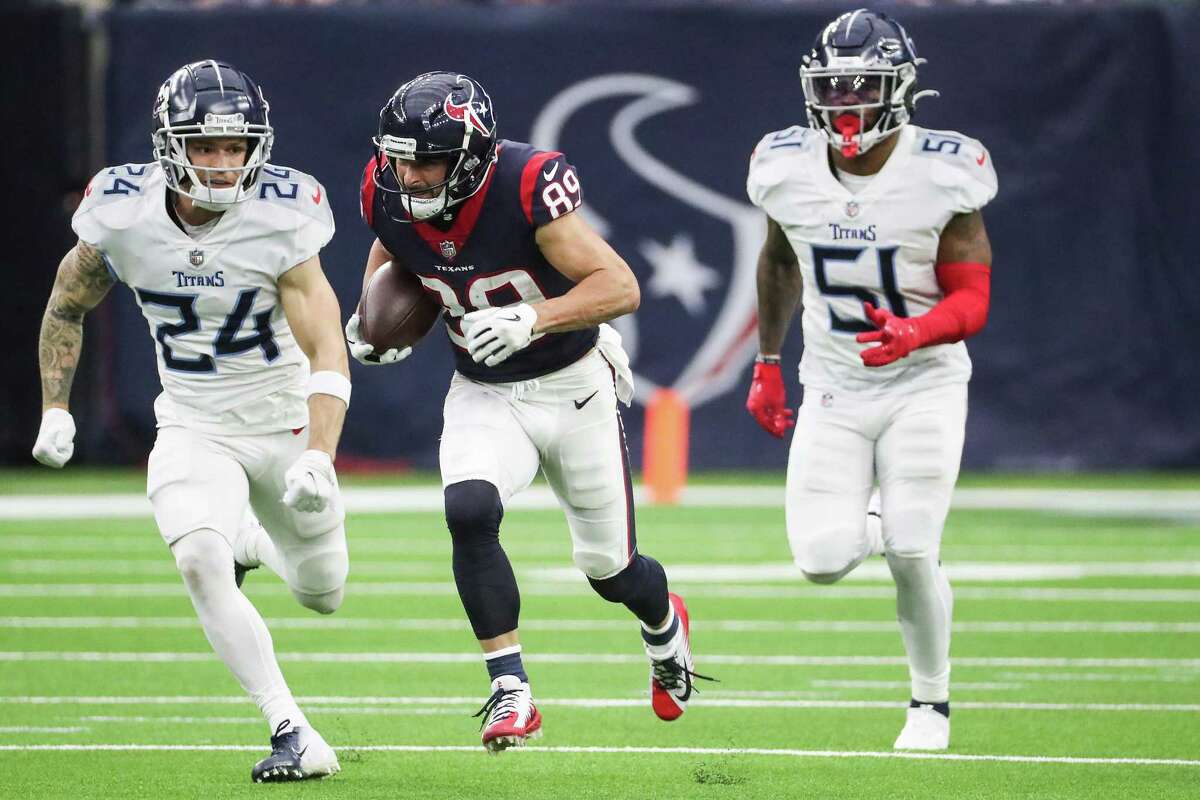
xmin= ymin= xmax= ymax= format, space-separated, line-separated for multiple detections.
xmin=786 ymin=381 xmax=967 ymax=702
xmin=440 ymin=348 xmax=636 ymax=580
xmin=147 ymin=424 xmax=349 ymax=606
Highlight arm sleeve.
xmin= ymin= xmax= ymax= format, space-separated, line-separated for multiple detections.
xmin=912 ymin=261 xmax=991 ymax=346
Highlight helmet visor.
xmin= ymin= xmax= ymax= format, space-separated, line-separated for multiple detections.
xmin=803 ymin=69 xmax=892 ymax=112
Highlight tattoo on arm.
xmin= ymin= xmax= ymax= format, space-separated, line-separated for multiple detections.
xmin=937 ymin=210 xmax=992 ymax=266
xmin=756 ymin=217 xmax=803 ymax=354
xmin=39 ymin=242 xmax=115 ymax=409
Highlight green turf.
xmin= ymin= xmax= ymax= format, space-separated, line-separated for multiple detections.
xmin=0 ymin=471 xmax=1197 ymax=798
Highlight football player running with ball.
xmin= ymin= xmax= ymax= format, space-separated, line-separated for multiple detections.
xmin=33 ymin=61 xmax=351 ymax=781
xmin=745 ymin=10 xmax=997 ymax=750
xmin=348 ymin=71 xmax=708 ymax=752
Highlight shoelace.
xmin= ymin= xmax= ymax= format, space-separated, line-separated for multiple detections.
xmin=472 ymin=687 xmax=524 ymax=730
xmin=651 ymin=656 xmax=717 ymax=693
xmin=268 ymin=718 xmax=298 ymax=752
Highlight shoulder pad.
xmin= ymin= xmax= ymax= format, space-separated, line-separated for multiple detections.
xmin=72 ymin=163 xmax=157 ymax=245
xmin=747 ymin=127 xmax=818 ymax=207
xmin=255 ymin=163 xmax=332 ymax=223
xmin=912 ymin=128 xmax=998 ymax=213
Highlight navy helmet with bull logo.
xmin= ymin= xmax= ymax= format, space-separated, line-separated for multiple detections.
xmin=799 ymin=9 xmax=938 ymax=158
xmin=372 ymin=71 xmax=499 ymax=223
xmin=152 ymin=60 xmax=274 ymax=210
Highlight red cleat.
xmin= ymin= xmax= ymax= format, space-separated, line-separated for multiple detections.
xmin=649 ymin=592 xmax=704 ymax=721
xmin=475 ymin=675 xmax=542 ymax=753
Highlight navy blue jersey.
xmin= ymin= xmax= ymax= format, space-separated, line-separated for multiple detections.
xmin=361 ymin=140 xmax=598 ymax=383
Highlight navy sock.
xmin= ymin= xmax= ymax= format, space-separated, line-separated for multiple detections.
xmin=640 ymin=612 xmax=679 ymax=649
xmin=485 ymin=647 xmax=528 ymax=683
xmin=910 ymin=698 xmax=950 ymax=718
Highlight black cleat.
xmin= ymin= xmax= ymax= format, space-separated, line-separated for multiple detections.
xmin=251 ymin=720 xmax=339 ymax=782
xmin=234 ymin=561 xmax=257 ymax=589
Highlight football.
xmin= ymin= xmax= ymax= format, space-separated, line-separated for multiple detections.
xmin=356 ymin=261 xmax=442 ymax=353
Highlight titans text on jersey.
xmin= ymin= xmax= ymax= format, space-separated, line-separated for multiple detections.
xmin=747 ymin=124 xmax=998 ymax=394
xmin=72 ymin=161 xmax=335 ymax=433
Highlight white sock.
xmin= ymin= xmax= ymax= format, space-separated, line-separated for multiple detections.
xmin=172 ymin=529 xmax=308 ymax=734
xmin=886 ymin=552 xmax=953 ymax=703
xmin=235 ymin=511 xmax=286 ymax=580
xmin=641 ymin=605 xmax=679 ymax=660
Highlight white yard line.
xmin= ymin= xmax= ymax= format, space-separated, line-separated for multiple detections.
xmin=7 ymin=559 xmax=1200 ymax=583
xmin=0 ymin=726 xmax=88 ymax=733
xmin=62 ymin=699 xmax=1200 ymax=713
xmin=2 ymin=616 xmax=1197 ymax=634
xmin=8 ymin=693 xmax=1199 ymax=710
xmin=3 ymin=486 xmax=1200 ymax=520
xmin=2 ymin=583 xmax=1198 ymax=602
xmin=0 ymin=651 xmax=1197 ymax=668
xmin=0 ymin=743 xmax=1195 ymax=766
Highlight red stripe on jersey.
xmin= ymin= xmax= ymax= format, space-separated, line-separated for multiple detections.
xmin=410 ymin=161 xmax=499 ymax=260
xmin=360 ymin=156 xmax=379 ymax=227
xmin=520 ymin=151 xmax=563 ymax=225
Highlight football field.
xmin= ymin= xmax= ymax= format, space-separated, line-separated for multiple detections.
xmin=1 ymin=470 xmax=1197 ymax=798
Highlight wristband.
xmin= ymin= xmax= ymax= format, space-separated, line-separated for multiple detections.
xmin=308 ymin=370 xmax=352 ymax=408
xmin=756 ymin=354 xmax=781 ymax=365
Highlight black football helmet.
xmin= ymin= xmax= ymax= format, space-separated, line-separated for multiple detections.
xmin=372 ymin=71 xmax=498 ymax=222
xmin=799 ymin=9 xmax=936 ymax=157
xmin=152 ymin=60 xmax=273 ymax=209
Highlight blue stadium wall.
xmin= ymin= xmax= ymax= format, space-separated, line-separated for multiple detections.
xmin=90 ymin=2 xmax=1200 ymax=471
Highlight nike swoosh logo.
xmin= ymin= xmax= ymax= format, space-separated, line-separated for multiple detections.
xmin=312 ymin=186 xmax=322 ymax=204
xmin=975 ymin=151 xmax=986 ymax=166
xmin=574 ymin=391 xmax=598 ymax=410
xmin=542 ymin=162 xmax=559 ymax=181
xmin=499 ymin=315 xmax=521 ymax=322
xmin=296 ymin=745 xmax=309 ymax=759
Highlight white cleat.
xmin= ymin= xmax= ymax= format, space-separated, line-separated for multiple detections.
xmin=893 ymin=704 xmax=950 ymax=750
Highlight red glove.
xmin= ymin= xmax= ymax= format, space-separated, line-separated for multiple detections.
xmin=855 ymin=262 xmax=991 ymax=367
xmin=855 ymin=302 xmax=924 ymax=367
xmin=746 ymin=360 xmax=795 ymax=438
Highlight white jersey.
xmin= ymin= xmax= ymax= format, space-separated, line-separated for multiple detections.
xmin=747 ymin=124 xmax=998 ymax=395
xmin=72 ymin=162 xmax=334 ymax=434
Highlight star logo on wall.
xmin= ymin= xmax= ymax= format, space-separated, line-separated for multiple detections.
xmin=639 ymin=234 xmax=720 ymax=315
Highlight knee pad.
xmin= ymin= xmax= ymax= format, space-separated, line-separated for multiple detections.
xmin=445 ymin=480 xmax=504 ymax=548
xmin=289 ymin=546 xmax=349 ymax=611
xmin=793 ymin=527 xmax=863 ymax=585
xmin=171 ymin=529 xmax=235 ymax=595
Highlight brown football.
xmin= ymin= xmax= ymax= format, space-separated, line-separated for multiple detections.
xmin=357 ymin=261 xmax=442 ymax=352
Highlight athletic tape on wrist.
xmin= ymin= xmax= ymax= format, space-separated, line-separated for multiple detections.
xmin=308 ymin=370 xmax=352 ymax=408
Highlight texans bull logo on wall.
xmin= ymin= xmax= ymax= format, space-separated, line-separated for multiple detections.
xmin=531 ymin=74 xmax=764 ymax=412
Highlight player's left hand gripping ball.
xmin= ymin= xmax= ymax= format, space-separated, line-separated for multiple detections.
xmin=856 ymin=302 xmax=923 ymax=367
xmin=463 ymin=304 xmax=537 ymax=367
xmin=32 ymin=408 xmax=77 ymax=468
xmin=282 ymin=449 xmax=339 ymax=513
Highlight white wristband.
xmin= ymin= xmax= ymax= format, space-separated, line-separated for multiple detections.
xmin=308 ymin=370 xmax=352 ymax=408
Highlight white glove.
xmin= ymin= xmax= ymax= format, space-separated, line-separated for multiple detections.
xmin=32 ymin=408 xmax=76 ymax=469
xmin=463 ymin=304 xmax=538 ymax=367
xmin=282 ymin=449 xmax=339 ymax=513
xmin=345 ymin=313 xmax=411 ymax=366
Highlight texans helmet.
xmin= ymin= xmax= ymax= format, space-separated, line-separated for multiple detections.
xmin=152 ymin=60 xmax=273 ymax=210
xmin=372 ymin=71 xmax=498 ymax=222
xmin=799 ymin=9 xmax=937 ymax=157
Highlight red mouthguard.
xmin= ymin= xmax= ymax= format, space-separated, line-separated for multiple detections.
xmin=834 ymin=114 xmax=861 ymax=157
